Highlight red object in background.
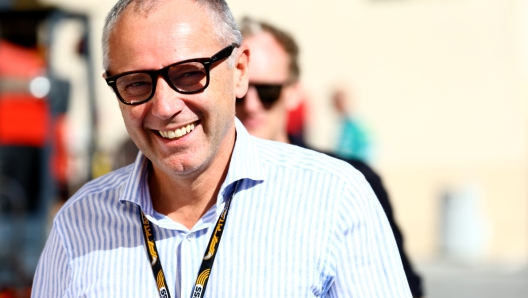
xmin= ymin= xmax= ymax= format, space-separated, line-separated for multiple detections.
xmin=0 ymin=286 xmax=31 ymax=298
xmin=0 ymin=40 xmax=49 ymax=147
xmin=52 ymin=115 xmax=68 ymax=184
xmin=0 ymin=40 xmax=45 ymax=77
xmin=0 ymin=288 xmax=15 ymax=298
xmin=286 ymin=100 xmax=306 ymax=137
xmin=0 ymin=95 xmax=49 ymax=146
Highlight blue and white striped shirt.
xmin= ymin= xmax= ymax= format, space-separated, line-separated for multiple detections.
xmin=32 ymin=118 xmax=411 ymax=298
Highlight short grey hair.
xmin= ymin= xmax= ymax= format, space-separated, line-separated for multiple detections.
xmin=102 ymin=0 xmax=242 ymax=70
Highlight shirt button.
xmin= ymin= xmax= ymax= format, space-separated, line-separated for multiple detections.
xmin=187 ymin=233 xmax=195 ymax=240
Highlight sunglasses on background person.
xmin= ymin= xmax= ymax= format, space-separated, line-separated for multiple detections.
xmin=105 ymin=43 xmax=239 ymax=105
xmin=236 ymin=83 xmax=287 ymax=109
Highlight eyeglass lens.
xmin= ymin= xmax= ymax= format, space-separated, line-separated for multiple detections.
xmin=115 ymin=62 xmax=208 ymax=104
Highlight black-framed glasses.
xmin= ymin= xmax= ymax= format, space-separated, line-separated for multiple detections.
xmin=236 ymin=83 xmax=286 ymax=109
xmin=105 ymin=43 xmax=239 ymax=105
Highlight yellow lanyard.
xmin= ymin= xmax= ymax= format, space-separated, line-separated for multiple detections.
xmin=139 ymin=180 xmax=241 ymax=298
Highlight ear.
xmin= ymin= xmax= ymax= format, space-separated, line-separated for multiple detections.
xmin=234 ymin=44 xmax=250 ymax=99
xmin=284 ymin=82 xmax=304 ymax=112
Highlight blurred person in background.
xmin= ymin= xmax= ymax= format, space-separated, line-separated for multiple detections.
xmin=32 ymin=0 xmax=411 ymax=297
xmin=333 ymin=87 xmax=373 ymax=162
xmin=237 ymin=16 xmax=423 ymax=298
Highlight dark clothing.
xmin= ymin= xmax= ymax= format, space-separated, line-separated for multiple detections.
xmin=0 ymin=146 xmax=43 ymax=212
xmin=289 ymin=135 xmax=423 ymax=297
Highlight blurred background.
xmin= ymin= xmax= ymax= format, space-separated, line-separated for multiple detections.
xmin=1 ymin=0 xmax=527 ymax=297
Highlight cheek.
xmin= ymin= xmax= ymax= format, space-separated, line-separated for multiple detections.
xmin=120 ymin=104 xmax=147 ymax=131
xmin=209 ymin=75 xmax=236 ymax=116
xmin=266 ymin=98 xmax=289 ymax=123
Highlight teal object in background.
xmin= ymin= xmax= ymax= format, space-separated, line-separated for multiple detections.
xmin=335 ymin=117 xmax=372 ymax=162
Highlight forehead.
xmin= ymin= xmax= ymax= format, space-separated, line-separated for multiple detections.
xmin=107 ymin=0 xmax=220 ymax=73
xmin=244 ymin=31 xmax=290 ymax=83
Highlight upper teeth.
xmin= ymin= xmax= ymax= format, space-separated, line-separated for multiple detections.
xmin=159 ymin=123 xmax=195 ymax=139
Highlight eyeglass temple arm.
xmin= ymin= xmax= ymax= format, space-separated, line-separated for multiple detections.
xmin=210 ymin=43 xmax=239 ymax=64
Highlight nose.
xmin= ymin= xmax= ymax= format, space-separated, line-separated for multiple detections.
xmin=149 ymin=76 xmax=185 ymax=119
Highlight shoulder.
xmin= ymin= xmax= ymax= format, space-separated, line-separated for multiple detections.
xmin=55 ymin=164 xmax=134 ymax=219
xmin=313 ymin=150 xmax=389 ymax=206
xmin=253 ymin=137 xmax=365 ymax=184
xmin=324 ymin=152 xmax=381 ymax=183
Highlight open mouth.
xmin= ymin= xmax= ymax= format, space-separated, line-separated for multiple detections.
xmin=158 ymin=121 xmax=197 ymax=140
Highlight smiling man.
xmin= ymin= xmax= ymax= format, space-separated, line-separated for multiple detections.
xmin=32 ymin=1 xmax=411 ymax=297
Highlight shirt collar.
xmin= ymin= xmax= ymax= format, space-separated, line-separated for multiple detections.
xmin=118 ymin=151 xmax=151 ymax=211
xmin=222 ymin=117 xmax=266 ymax=187
xmin=119 ymin=117 xmax=265 ymax=209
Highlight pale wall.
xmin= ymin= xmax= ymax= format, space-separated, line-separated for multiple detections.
xmin=230 ymin=0 xmax=528 ymax=262
xmin=39 ymin=0 xmax=528 ymax=262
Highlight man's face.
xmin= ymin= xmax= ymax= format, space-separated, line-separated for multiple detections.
xmin=237 ymin=32 xmax=298 ymax=142
xmin=106 ymin=0 xmax=248 ymax=179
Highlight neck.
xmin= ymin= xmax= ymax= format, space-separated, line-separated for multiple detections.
xmin=274 ymin=129 xmax=290 ymax=144
xmin=148 ymin=131 xmax=236 ymax=229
